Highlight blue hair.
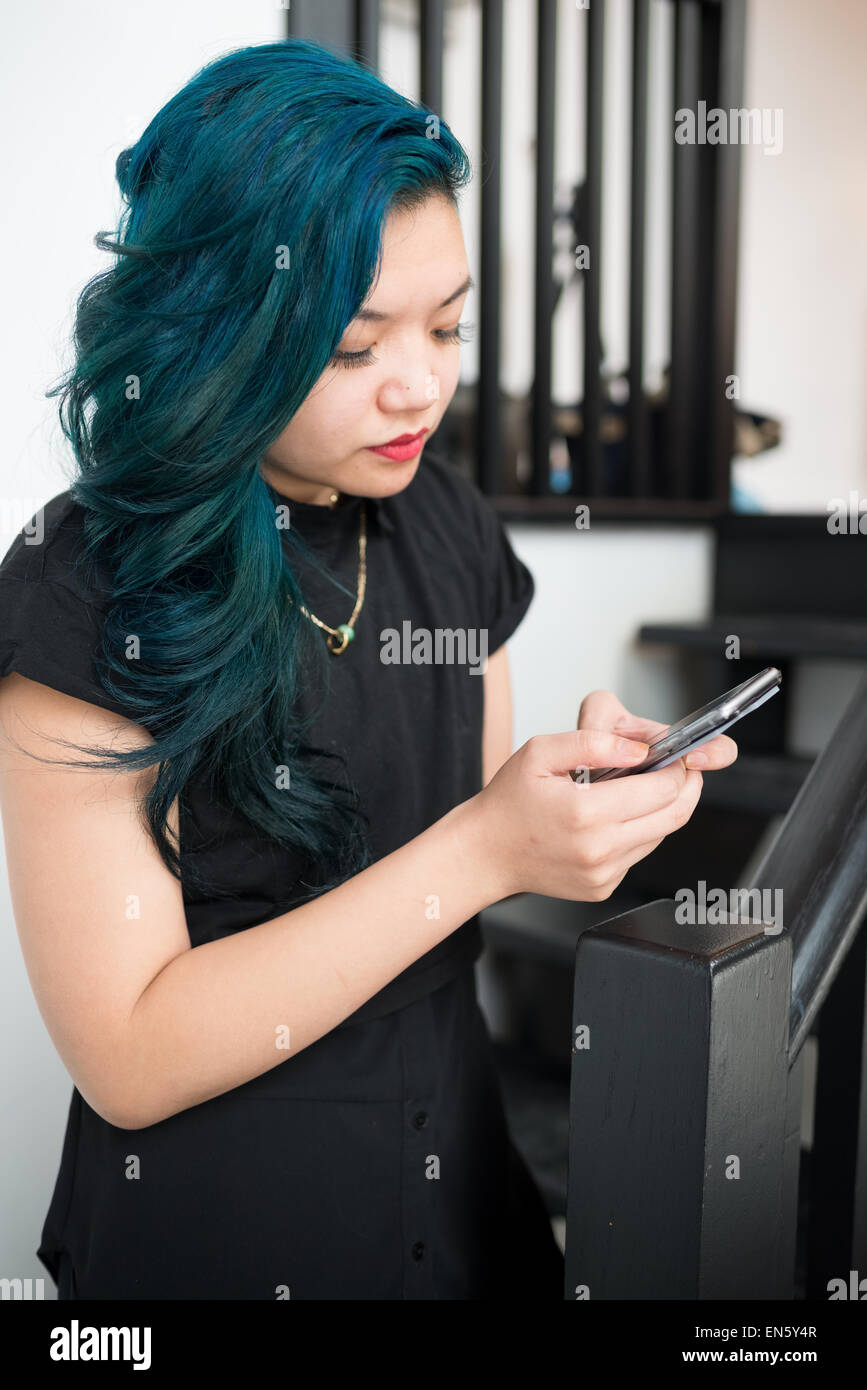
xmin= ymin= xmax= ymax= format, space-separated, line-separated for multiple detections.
xmin=42 ymin=38 xmax=472 ymax=901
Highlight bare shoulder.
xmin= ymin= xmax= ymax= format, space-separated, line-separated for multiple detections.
xmin=0 ymin=668 xmax=154 ymax=757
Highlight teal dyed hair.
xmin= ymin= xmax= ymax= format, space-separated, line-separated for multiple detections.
xmin=42 ymin=38 xmax=472 ymax=901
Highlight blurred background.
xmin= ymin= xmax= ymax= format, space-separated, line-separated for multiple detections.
xmin=1 ymin=0 xmax=865 ymax=1297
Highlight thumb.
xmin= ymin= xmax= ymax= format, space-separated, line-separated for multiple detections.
xmin=528 ymin=728 xmax=650 ymax=777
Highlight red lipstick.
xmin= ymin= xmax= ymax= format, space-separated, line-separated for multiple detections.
xmin=367 ymin=428 xmax=428 ymax=462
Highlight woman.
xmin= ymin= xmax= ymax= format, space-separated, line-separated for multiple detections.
xmin=0 ymin=38 xmax=733 ymax=1300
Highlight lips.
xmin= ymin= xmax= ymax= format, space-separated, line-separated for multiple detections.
xmin=365 ymin=427 xmax=430 ymax=463
xmin=376 ymin=428 xmax=427 ymax=447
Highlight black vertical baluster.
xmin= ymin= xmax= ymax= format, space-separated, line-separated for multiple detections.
xmin=628 ymin=0 xmax=650 ymax=497
xmin=709 ymin=0 xmax=746 ymax=508
xmin=420 ymin=0 xmax=445 ymax=113
xmin=669 ymin=0 xmax=701 ymax=499
xmin=531 ymin=0 xmax=557 ymax=498
xmin=692 ymin=9 xmax=720 ymax=500
xmin=479 ymin=2 xmax=504 ymax=497
xmin=806 ymin=927 xmax=867 ymax=1298
xmin=583 ymin=0 xmax=604 ymax=496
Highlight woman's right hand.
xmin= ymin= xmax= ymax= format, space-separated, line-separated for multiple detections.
xmin=473 ymin=729 xmax=704 ymax=903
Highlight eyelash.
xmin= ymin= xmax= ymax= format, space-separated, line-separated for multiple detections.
xmin=330 ymin=322 xmax=475 ymax=369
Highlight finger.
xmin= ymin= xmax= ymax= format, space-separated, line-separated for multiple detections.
xmin=577 ymin=689 xmax=631 ymax=731
xmin=610 ymin=769 xmax=703 ymax=845
xmin=536 ymin=728 xmax=651 ymax=776
xmin=609 ymin=717 xmax=670 ymax=743
xmin=572 ymin=760 xmax=690 ymax=822
xmin=581 ymin=822 xmax=677 ymax=898
xmin=608 ymin=834 xmax=667 ymax=881
xmin=683 ymin=733 xmax=738 ymax=770
xmin=614 ymin=725 xmax=738 ymax=769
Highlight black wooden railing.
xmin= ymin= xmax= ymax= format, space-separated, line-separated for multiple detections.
xmin=564 ymin=674 xmax=867 ymax=1299
xmin=287 ymin=0 xmax=756 ymax=516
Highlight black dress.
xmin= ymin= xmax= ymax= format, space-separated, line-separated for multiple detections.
xmin=0 ymin=450 xmax=564 ymax=1299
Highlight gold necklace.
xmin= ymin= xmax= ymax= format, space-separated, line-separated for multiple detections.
xmin=298 ymin=493 xmax=367 ymax=655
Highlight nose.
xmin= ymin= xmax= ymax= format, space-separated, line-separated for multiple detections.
xmin=377 ymin=361 xmax=441 ymax=413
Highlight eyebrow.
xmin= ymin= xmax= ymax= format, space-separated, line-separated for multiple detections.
xmin=353 ymin=274 xmax=474 ymax=323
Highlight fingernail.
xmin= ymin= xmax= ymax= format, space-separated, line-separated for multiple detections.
xmin=685 ymin=752 xmax=707 ymax=769
xmin=618 ymin=738 xmax=648 ymax=757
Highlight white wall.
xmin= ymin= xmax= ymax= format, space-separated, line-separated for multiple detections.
xmin=733 ymin=0 xmax=867 ymax=511
xmin=1 ymin=0 xmax=287 ymax=514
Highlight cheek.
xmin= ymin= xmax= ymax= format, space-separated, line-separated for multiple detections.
xmin=263 ymin=417 xmax=296 ymax=463
xmin=325 ymin=375 xmax=373 ymax=432
xmin=290 ymin=373 xmax=366 ymax=443
xmin=431 ymin=358 xmax=461 ymax=407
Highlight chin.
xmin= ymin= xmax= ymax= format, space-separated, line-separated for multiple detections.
xmin=352 ymin=449 xmax=424 ymax=497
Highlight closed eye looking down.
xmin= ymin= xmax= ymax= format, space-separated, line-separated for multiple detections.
xmin=331 ymin=321 xmax=474 ymax=368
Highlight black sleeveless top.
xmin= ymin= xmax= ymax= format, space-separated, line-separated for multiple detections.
xmin=0 ymin=450 xmax=564 ymax=1298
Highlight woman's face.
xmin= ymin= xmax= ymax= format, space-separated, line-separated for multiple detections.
xmin=261 ymin=193 xmax=471 ymax=505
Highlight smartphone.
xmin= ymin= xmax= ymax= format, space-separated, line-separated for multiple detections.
xmin=571 ymin=666 xmax=783 ymax=783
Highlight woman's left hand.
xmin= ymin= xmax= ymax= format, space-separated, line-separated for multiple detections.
xmin=577 ymin=688 xmax=738 ymax=771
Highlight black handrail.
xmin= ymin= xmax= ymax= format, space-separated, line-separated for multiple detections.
xmin=744 ymin=673 xmax=867 ymax=1061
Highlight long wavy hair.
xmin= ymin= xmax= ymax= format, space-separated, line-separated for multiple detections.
xmin=40 ymin=38 xmax=472 ymax=902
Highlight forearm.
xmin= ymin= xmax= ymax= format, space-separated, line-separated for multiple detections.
xmin=118 ymin=793 xmax=500 ymax=1129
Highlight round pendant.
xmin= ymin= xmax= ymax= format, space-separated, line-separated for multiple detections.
xmin=328 ymin=623 xmax=355 ymax=655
